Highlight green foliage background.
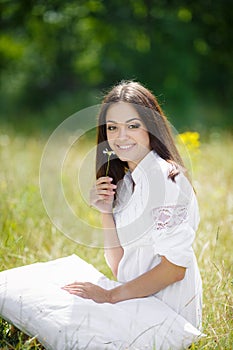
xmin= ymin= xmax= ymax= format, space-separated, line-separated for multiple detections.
xmin=1 ymin=0 xmax=232 ymax=132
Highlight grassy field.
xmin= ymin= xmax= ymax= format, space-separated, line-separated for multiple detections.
xmin=0 ymin=127 xmax=232 ymax=349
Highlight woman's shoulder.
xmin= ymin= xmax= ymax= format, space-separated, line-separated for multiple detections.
xmin=147 ymin=151 xmax=180 ymax=183
xmin=151 ymin=152 xmax=196 ymax=203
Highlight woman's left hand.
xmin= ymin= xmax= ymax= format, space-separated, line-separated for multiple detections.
xmin=61 ymin=282 xmax=111 ymax=304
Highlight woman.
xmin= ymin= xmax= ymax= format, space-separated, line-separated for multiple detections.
xmin=62 ymin=81 xmax=203 ymax=345
xmin=0 ymin=81 xmax=204 ymax=349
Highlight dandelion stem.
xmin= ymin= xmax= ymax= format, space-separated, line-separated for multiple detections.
xmin=103 ymin=148 xmax=115 ymax=177
xmin=106 ymin=154 xmax=110 ymax=176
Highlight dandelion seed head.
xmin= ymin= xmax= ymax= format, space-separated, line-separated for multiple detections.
xmin=103 ymin=148 xmax=115 ymax=156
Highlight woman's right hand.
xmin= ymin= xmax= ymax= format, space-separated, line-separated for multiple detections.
xmin=89 ymin=177 xmax=117 ymax=213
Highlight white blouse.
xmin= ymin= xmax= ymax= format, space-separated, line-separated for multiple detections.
xmin=113 ymin=150 xmax=202 ymax=329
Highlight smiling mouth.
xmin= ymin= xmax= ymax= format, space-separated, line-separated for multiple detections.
xmin=116 ymin=144 xmax=136 ymax=150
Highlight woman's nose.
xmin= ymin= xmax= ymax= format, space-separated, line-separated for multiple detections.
xmin=118 ymin=126 xmax=128 ymax=139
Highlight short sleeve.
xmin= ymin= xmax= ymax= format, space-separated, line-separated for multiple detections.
xmin=150 ymin=173 xmax=199 ymax=268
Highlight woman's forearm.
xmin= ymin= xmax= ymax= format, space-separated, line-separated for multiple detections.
xmin=108 ymin=256 xmax=186 ymax=303
xmin=102 ymin=213 xmax=124 ymax=278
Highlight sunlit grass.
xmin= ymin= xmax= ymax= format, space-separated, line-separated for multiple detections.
xmin=0 ymin=128 xmax=232 ymax=349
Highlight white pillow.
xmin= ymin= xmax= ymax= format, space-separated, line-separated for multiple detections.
xmin=0 ymin=255 xmax=204 ymax=349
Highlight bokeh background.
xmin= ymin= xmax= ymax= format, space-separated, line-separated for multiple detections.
xmin=1 ymin=0 xmax=232 ymax=133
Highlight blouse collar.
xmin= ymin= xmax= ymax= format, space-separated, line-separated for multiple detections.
xmin=130 ymin=150 xmax=159 ymax=184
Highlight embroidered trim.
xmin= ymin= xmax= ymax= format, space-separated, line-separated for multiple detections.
xmin=152 ymin=205 xmax=188 ymax=230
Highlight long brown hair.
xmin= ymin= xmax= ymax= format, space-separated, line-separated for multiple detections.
xmin=96 ymin=81 xmax=186 ymax=184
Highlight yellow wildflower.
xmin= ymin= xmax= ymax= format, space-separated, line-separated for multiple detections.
xmin=177 ymin=131 xmax=200 ymax=153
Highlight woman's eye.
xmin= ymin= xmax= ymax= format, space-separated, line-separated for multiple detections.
xmin=107 ymin=125 xmax=117 ymax=131
xmin=128 ymin=123 xmax=141 ymax=129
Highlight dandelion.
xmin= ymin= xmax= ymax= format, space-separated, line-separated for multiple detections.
xmin=103 ymin=148 xmax=115 ymax=176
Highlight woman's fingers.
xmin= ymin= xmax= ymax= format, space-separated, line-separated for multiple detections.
xmin=96 ymin=176 xmax=113 ymax=185
xmin=92 ymin=178 xmax=116 ymax=199
xmin=96 ymin=195 xmax=114 ymax=202
xmin=96 ymin=189 xmax=115 ymax=196
xmin=96 ymin=183 xmax=117 ymax=190
xmin=96 ymin=182 xmax=117 ymax=194
xmin=62 ymin=282 xmax=82 ymax=292
xmin=62 ymin=282 xmax=91 ymax=299
xmin=92 ymin=189 xmax=115 ymax=200
xmin=91 ymin=177 xmax=116 ymax=196
xmin=62 ymin=282 xmax=109 ymax=303
xmin=89 ymin=176 xmax=116 ymax=212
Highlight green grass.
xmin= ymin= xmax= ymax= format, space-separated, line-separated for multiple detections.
xmin=0 ymin=128 xmax=232 ymax=349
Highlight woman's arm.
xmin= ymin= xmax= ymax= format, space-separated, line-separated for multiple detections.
xmin=108 ymin=256 xmax=186 ymax=303
xmin=62 ymin=256 xmax=185 ymax=303
xmin=102 ymin=213 xmax=124 ymax=278
xmin=89 ymin=176 xmax=123 ymax=277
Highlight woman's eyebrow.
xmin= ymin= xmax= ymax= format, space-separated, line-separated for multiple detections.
xmin=106 ymin=118 xmax=141 ymax=124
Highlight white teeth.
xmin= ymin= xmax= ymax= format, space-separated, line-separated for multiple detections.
xmin=118 ymin=145 xmax=134 ymax=150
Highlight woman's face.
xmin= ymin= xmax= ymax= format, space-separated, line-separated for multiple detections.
xmin=106 ymin=102 xmax=151 ymax=171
